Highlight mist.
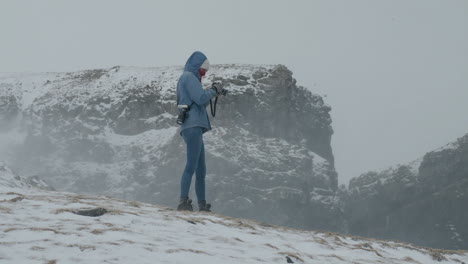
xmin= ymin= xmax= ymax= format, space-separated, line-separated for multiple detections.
xmin=1 ymin=0 xmax=468 ymax=252
xmin=1 ymin=0 xmax=468 ymax=183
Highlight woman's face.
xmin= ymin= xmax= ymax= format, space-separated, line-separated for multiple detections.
xmin=199 ymin=68 xmax=207 ymax=80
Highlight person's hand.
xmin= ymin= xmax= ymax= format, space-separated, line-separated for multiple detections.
xmin=211 ymin=81 xmax=228 ymax=96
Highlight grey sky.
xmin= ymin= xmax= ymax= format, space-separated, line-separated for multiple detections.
xmin=1 ymin=0 xmax=467 ymax=184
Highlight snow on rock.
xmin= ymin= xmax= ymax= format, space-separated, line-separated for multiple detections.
xmin=0 ymin=64 xmax=337 ymax=233
xmin=0 ymin=72 xmax=58 ymax=110
xmin=0 ymin=184 xmax=466 ymax=264
xmin=0 ymin=161 xmax=26 ymax=189
xmin=0 ymin=161 xmax=51 ymax=190
xmin=346 ymin=132 xmax=468 ymax=250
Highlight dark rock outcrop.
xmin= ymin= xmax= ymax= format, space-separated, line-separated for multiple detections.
xmin=346 ymin=133 xmax=468 ymax=250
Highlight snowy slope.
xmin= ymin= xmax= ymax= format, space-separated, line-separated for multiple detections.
xmin=1 ymin=184 xmax=467 ymax=264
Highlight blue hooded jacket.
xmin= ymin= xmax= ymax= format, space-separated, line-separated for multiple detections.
xmin=176 ymin=51 xmax=217 ymax=134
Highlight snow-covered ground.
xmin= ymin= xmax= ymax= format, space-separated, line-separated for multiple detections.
xmin=1 ymin=183 xmax=466 ymax=264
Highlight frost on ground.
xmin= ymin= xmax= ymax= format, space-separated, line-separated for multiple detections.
xmin=0 ymin=185 xmax=466 ymax=264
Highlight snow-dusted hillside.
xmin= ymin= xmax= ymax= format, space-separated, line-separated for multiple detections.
xmin=0 ymin=161 xmax=51 ymax=190
xmin=346 ymin=133 xmax=468 ymax=250
xmin=0 ymin=64 xmax=337 ymax=231
xmin=1 ymin=183 xmax=467 ymax=264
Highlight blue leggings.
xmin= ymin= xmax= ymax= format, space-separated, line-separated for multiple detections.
xmin=180 ymin=127 xmax=206 ymax=201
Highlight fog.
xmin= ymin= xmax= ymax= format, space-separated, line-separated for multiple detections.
xmin=1 ymin=0 xmax=467 ymax=183
xmin=2 ymin=1 xmax=468 ymax=251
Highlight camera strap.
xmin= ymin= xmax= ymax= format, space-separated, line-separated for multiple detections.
xmin=209 ymin=96 xmax=219 ymax=117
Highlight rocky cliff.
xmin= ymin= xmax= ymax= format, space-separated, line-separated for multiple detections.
xmin=0 ymin=64 xmax=339 ymax=230
xmin=346 ymin=133 xmax=468 ymax=250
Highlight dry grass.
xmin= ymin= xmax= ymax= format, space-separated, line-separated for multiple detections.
xmin=428 ymin=248 xmax=467 ymax=256
xmin=176 ymin=216 xmax=206 ymax=225
xmin=30 ymin=246 xmax=46 ymax=251
xmin=258 ymin=222 xmax=275 ymax=228
xmin=279 ymin=252 xmax=304 ymax=262
xmin=0 ymin=196 xmax=24 ymax=203
xmin=66 ymin=244 xmax=96 ymax=252
xmin=355 ymin=242 xmax=374 ymax=249
xmin=127 ymin=201 xmax=141 ymax=208
xmin=0 ymin=206 xmax=12 ymax=213
xmin=340 ymin=232 xmax=468 ymax=257
xmin=265 ymin=243 xmax=279 ymax=250
xmin=188 ymin=211 xmax=297 ymax=232
xmin=166 ymin=248 xmax=211 ymax=255
xmin=104 ymin=242 xmax=121 ymax=246
xmin=159 ymin=207 xmax=175 ymax=212
xmin=51 ymin=242 xmax=96 ymax=252
xmin=71 ymin=194 xmax=104 ymax=201
xmin=107 ymin=209 xmax=139 ymax=216
xmin=235 ymin=220 xmax=256 ymax=230
xmin=314 ymin=237 xmax=335 ymax=249
xmin=403 ymin=256 xmax=422 ymax=264
xmin=175 ymin=215 xmax=262 ymax=233
xmin=10 ymin=196 xmax=24 ymax=202
xmin=53 ymin=208 xmax=74 ymax=214
xmin=315 ymin=237 xmax=329 ymax=245
xmin=5 ymin=192 xmax=24 ymax=196
xmin=324 ymin=231 xmax=345 ymax=239
xmin=284 ymin=243 xmax=299 ymax=251
xmin=378 ymin=241 xmax=395 ymax=249
xmin=209 ymin=235 xmax=244 ymax=246
xmin=333 ymin=235 xmax=345 ymax=243
xmin=118 ymin=239 xmax=136 ymax=244
xmin=429 ymin=250 xmax=448 ymax=261
xmin=4 ymin=227 xmax=67 ymax=235
xmin=90 ymin=227 xmax=128 ymax=235
xmin=352 ymin=243 xmax=384 ymax=258
xmin=90 ymin=229 xmax=105 ymax=235
xmin=32 ymin=227 xmax=67 ymax=234
xmin=325 ymin=254 xmax=346 ymax=261
xmin=234 ymin=237 xmax=244 ymax=242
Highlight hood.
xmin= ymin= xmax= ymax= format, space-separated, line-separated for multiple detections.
xmin=183 ymin=51 xmax=208 ymax=80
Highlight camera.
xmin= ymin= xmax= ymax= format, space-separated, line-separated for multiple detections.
xmin=212 ymin=81 xmax=228 ymax=96
xmin=176 ymin=105 xmax=190 ymax=125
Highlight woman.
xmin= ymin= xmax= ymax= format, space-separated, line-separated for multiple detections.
xmin=176 ymin=51 xmax=225 ymax=212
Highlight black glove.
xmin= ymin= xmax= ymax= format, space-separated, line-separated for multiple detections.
xmin=211 ymin=81 xmax=228 ymax=96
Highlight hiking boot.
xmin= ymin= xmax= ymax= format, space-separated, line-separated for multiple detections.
xmin=177 ymin=198 xmax=193 ymax=211
xmin=198 ymin=200 xmax=212 ymax=212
